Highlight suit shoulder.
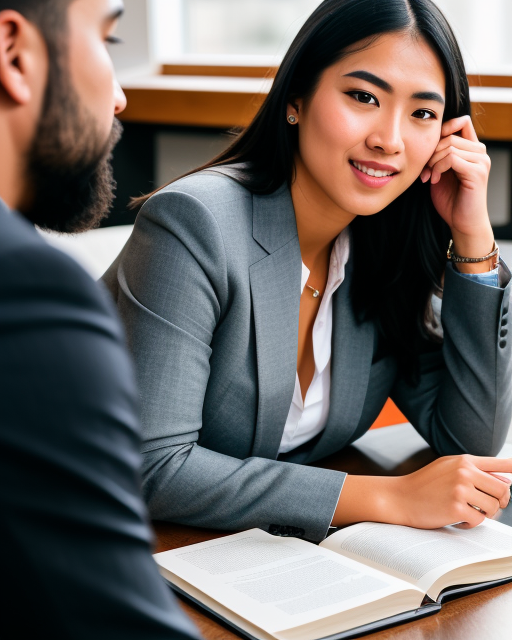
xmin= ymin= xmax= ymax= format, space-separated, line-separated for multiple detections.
xmin=1 ymin=231 xmax=94 ymax=292
xmin=146 ymin=168 xmax=252 ymax=224
xmin=0 ymin=221 xmax=120 ymax=338
xmin=0 ymin=206 xmax=42 ymax=255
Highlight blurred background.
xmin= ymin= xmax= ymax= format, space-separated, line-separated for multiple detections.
xmin=46 ymin=0 xmax=512 ymax=276
xmin=147 ymin=0 xmax=512 ymax=69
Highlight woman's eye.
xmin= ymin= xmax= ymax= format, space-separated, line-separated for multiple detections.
xmin=347 ymin=91 xmax=379 ymax=106
xmin=413 ymin=109 xmax=436 ymax=120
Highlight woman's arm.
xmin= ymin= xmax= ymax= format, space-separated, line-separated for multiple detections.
xmin=330 ymin=262 xmax=512 ymax=528
xmin=422 ymin=115 xmax=496 ymax=274
xmin=332 ymin=455 xmax=512 ymax=528
xmin=108 ymin=181 xmax=344 ymax=542
xmin=394 ymin=114 xmax=512 ymax=457
xmin=391 ymin=260 xmax=512 ymax=457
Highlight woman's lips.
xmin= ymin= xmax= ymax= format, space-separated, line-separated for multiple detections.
xmin=349 ymin=161 xmax=398 ymax=188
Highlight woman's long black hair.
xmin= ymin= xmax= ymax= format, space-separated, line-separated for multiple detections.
xmin=136 ymin=0 xmax=470 ymax=379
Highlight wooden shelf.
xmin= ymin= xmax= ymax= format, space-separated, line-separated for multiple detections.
xmin=119 ymin=74 xmax=271 ymax=128
xmin=161 ymin=63 xmax=276 ymax=78
xmin=471 ymin=87 xmax=512 ymax=141
xmin=119 ymin=67 xmax=512 ymax=140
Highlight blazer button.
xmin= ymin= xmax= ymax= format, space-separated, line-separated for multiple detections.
xmin=504 ymin=306 xmax=509 ymax=316
xmin=501 ymin=329 xmax=508 ymax=337
xmin=502 ymin=317 xmax=508 ymax=326
xmin=268 ymin=524 xmax=306 ymax=537
xmin=500 ymin=340 xmax=507 ymax=348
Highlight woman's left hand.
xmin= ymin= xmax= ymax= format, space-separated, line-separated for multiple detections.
xmin=420 ymin=115 xmax=494 ymax=256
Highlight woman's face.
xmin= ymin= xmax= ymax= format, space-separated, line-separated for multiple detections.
xmin=290 ymin=32 xmax=446 ymax=219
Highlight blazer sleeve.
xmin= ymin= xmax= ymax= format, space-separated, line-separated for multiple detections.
xmin=390 ymin=261 xmax=512 ymax=456
xmin=108 ymin=188 xmax=344 ymax=543
xmin=0 ymin=239 xmax=200 ymax=640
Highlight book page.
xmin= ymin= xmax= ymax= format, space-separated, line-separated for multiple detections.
xmin=321 ymin=518 xmax=512 ymax=594
xmin=154 ymin=528 xmax=423 ymax=635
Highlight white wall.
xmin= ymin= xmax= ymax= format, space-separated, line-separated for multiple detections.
xmin=434 ymin=0 xmax=512 ymax=74
xmin=110 ymin=0 xmax=152 ymax=72
xmin=148 ymin=0 xmax=512 ymax=73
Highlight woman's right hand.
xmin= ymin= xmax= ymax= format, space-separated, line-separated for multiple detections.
xmin=390 ymin=455 xmax=512 ymax=529
xmin=333 ymin=455 xmax=512 ymax=529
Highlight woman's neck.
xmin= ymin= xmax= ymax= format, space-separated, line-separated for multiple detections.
xmin=291 ymin=157 xmax=355 ymax=272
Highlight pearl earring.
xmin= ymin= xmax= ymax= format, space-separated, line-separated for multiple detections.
xmin=287 ymin=115 xmax=297 ymax=124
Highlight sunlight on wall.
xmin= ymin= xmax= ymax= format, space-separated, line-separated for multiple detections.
xmin=149 ymin=0 xmax=512 ymax=73
xmin=150 ymin=0 xmax=321 ymax=60
xmin=434 ymin=0 xmax=512 ymax=73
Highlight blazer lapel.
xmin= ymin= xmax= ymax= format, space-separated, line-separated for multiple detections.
xmin=249 ymin=185 xmax=302 ymax=459
xmin=308 ymin=258 xmax=375 ymax=461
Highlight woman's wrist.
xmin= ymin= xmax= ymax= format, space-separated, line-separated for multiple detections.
xmin=449 ymin=225 xmax=496 ymax=274
xmin=331 ymin=474 xmax=406 ymax=528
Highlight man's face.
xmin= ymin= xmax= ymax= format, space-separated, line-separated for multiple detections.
xmin=24 ymin=0 xmax=126 ymax=232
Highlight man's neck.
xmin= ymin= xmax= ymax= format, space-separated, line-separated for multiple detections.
xmin=0 ymin=121 xmax=31 ymax=212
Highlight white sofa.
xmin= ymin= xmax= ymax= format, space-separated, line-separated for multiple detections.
xmin=39 ymin=225 xmax=134 ymax=280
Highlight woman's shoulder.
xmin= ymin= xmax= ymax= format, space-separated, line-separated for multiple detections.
xmin=151 ymin=163 xmax=253 ymax=215
xmin=138 ymin=164 xmax=257 ymax=258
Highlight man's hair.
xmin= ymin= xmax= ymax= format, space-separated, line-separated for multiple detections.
xmin=0 ymin=1 xmax=72 ymax=48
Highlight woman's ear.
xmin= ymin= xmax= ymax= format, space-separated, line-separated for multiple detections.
xmin=0 ymin=10 xmax=47 ymax=105
xmin=286 ymin=99 xmax=302 ymax=123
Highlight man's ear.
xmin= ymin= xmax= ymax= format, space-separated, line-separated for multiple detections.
xmin=0 ymin=10 xmax=46 ymax=105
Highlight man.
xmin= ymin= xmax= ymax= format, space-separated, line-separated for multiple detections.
xmin=0 ymin=1 xmax=200 ymax=637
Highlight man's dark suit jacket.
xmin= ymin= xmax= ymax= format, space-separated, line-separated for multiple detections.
xmin=0 ymin=198 xmax=199 ymax=639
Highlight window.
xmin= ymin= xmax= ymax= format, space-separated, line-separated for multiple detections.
xmin=150 ymin=0 xmax=321 ymax=61
xmin=149 ymin=0 xmax=512 ymax=74
xmin=434 ymin=0 xmax=512 ymax=73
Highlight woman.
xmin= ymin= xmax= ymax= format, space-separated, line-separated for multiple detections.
xmin=105 ymin=0 xmax=512 ymax=542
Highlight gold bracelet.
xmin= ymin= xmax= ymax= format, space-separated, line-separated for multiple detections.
xmin=447 ymin=239 xmax=499 ymax=266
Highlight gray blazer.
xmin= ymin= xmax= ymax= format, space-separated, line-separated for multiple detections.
xmin=104 ymin=168 xmax=512 ymax=542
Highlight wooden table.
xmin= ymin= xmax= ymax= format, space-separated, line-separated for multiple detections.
xmin=152 ymin=425 xmax=512 ymax=640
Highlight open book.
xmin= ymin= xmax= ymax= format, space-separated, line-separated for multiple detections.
xmin=154 ymin=518 xmax=512 ymax=640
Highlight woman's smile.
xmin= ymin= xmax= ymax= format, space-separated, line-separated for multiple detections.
xmin=349 ymin=159 xmax=399 ymax=188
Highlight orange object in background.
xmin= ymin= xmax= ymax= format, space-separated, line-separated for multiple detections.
xmin=370 ymin=398 xmax=408 ymax=429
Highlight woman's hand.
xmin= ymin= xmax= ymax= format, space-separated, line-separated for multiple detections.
xmin=420 ymin=115 xmax=495 ymax=270
xmin=389 ymin=455 xmax=511 ymax=529
xmin=333 ymin=455 xmax=512 ymax=529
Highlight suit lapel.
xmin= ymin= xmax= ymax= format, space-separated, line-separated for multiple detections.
xmin=308 ymin=258 xmax=375 ymax=461
xmin=249 ymin=185 xmax=302 ymax=458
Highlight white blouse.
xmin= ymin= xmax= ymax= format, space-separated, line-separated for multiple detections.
xmin=278 ymin=229 xmax=351 ymax=454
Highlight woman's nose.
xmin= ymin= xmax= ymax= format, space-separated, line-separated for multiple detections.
xmin=366 ymin=115 xmax=405 ymax=155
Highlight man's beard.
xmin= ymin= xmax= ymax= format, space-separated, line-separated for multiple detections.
xmin=23 ymin=64 xmax=123 ymax=233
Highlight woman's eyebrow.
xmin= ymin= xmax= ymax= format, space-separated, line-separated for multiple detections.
xmin=343 ymin=70 xmax=445 ymax=105
xmin=344 ymin=70 xmax=393 ymax=92
xmin=412 ymin=91 xmax=445 ymax=105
